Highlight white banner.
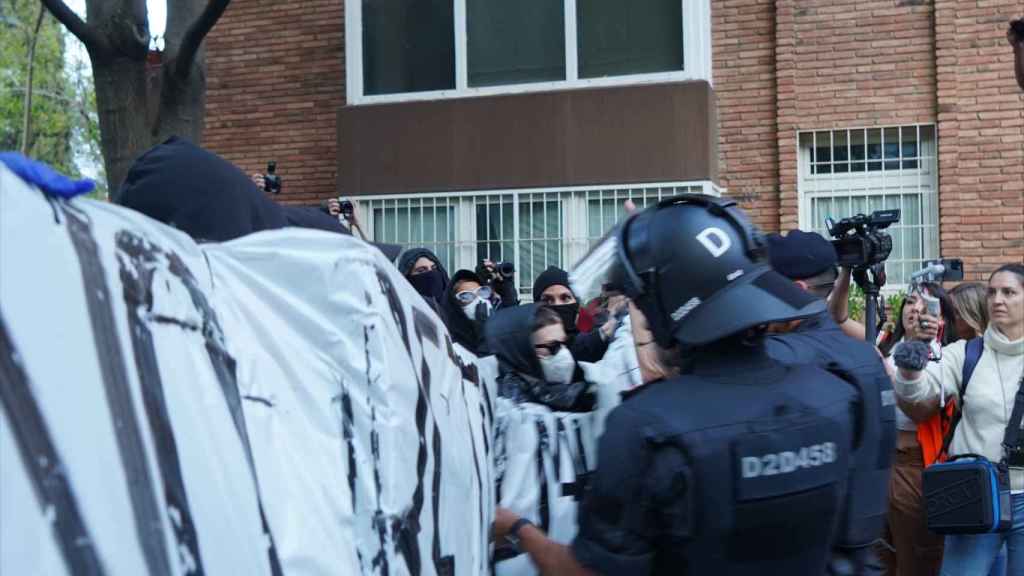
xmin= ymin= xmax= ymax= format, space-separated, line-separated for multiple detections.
xmin=492 ymin=364 xmax=622 ymax=576
xmin=0 ymin=165 xmax=495 ymax=576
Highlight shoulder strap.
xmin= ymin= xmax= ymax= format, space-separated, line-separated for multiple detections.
xmin=938 ymin=337 xmax=985 ymax=460
xmin=961 ymin=337 xmax=984 ymax=396
xmin=1001 ymin=371 xmax=1024 ymax=463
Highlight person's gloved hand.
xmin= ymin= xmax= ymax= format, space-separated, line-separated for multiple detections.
xmin=893 ymin=340 xmax=930 ymax=372
xmin=0 ymin=153 xmax=95 ymax=199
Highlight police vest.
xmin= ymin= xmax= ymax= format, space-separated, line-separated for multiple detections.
xmin=627 ymin=363 xmax=857 ymax=574
xmin=766 ymin=314 xmax=897 ymax=547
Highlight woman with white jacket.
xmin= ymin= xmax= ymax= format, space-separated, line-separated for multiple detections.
xmin=893 ymin=263 xmax=1024 ymax=576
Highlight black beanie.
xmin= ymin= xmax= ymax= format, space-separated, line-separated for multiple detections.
xmin=532 ymin=266 xmax=572 ymax=302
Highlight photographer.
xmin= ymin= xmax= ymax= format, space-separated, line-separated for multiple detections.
xmin=893 ymin=264 xmax=1024 ymax=575
xmin=476 ymin=259 xmax=520 ymax=309
xmin=533 ymin=267 xmax=621 ymax=364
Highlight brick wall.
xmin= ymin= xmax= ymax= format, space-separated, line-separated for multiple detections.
xmin=933 ymin=0 xmax=1024 ymax=280
xmin=773 ymin=0 xmax=937 ymax=230
xmin=712 ymin=0 xmax=779 ymax=232
xmin=715 ymin=0 xmax=1021 ymax=278
xmin=204 ymin=0 xmax=345 ymax=205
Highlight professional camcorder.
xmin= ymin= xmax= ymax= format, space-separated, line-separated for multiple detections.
xmin=825 ymin=209 xmax=900 ymax=269
xmin=263 ymin=161 xmax=282 ymax=194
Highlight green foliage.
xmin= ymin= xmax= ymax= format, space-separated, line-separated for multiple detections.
xmin=847 ymin=282 xmax=866 ymax=323
xmin=0 ymin=0 xmax=104 ymax=196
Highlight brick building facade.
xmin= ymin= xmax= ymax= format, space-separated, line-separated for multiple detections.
xmin=205 ymin=0 xmax=1023 ymax=286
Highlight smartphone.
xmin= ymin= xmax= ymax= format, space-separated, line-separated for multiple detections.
xmin=924 ymin=258 xmax=964 ymax=282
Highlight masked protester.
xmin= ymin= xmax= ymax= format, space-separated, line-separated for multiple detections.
xmin=398 ymin=248 xmax=450 ymax=315
xmin=441 ymin=270 xmax=495 ymax=355
xmin=533 ymin=267 xmax=620 ymax=364
xmin=493 ymin=194 xmax=862 ymax=575
xmin=486 ymin=304 xmax=596 ymax=412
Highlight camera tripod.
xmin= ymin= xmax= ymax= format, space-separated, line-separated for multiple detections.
xmin=852 ymin=263 xmax=888 ymax=344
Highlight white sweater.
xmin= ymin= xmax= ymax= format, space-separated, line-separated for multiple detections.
xmin=894 ymin=327 xmax=1024 ymax=490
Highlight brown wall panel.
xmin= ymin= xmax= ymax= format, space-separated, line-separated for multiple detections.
xmin=338 ymin=81 xmax=717 ymax=195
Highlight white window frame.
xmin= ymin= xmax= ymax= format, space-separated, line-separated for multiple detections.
xmin=796 ymin=124 xmax=939 ymax=289
xmin=345 ymin=0 xmax=713 ymax=105
xmin=354 ymin=181 xmax=720 ymax=299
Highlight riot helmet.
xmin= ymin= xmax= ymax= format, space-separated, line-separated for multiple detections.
xmin=572 ymin=194 xmax=824 ymax=347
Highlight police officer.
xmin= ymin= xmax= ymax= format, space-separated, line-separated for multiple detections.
xmin=493 ymin=195 xmax=861 ymax=575
xmin=765 ymin=231 xmax=896 ymax=575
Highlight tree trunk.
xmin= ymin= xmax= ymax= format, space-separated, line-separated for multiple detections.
xmin=91 ymin=56 xmax=153 ymax=195
xmin=20 ymin=4 xmax=46 ymax=155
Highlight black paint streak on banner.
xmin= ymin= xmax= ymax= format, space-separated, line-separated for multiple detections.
xmin=365 ymin=325 xmax=391 ymax=576
xmin=64 ymin=208 xmax=173 ymax=576
xmin=116 ymin=234 xmax=205 ymax=575
xmin=535 ymin=418 xmax=551 ymax=533
xmin=377 ymin=270 xmax=457 ymax=575
xmin=0 ymin=316 xmax=108 ymax=575
xmin=572 ymin=419 xmax=590 ymax=472
xmin=334 ymin=375 xmax=358 ymax=512
xmin=128 ymin=231 xmax=284 ymax=576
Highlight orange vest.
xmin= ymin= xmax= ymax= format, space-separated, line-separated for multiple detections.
xmin=918 ymin=401 xmax=957 ymax=467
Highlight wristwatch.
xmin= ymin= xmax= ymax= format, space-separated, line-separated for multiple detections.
xmin=504 ymin=518 xmax=534 ymax=552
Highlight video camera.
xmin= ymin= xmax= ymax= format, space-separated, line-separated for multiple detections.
xmin=825 ymin=209 xmax=900 ymax=269
xmin=263 ymin=161 xmax=282 ymax=194
xmin=476 ymin=260 xmax=515 ymax=285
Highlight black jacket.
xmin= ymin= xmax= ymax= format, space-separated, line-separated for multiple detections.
xmin=485 ymin=304 xmax=594 ymax=412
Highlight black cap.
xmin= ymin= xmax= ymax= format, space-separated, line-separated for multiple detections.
xmin=767 ymin=230 xmax=838 ymax=280
xmin=532 ymin=266 xmax=571 ymax=302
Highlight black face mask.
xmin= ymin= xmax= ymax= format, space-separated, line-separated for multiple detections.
xmin=550 ymin=303 xmax=580 ymax=336
xmin=408 ymin=269 xmax=445 ymax=301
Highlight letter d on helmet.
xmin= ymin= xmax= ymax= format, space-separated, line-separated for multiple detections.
xmin=610 ymin=194 xmax=825 ymax=348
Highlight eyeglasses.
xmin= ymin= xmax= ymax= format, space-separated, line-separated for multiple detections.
xmin=455 ymin=286 xmax=493 ymax=304
xmin=534 ymin=340 xmax=567 ymax=356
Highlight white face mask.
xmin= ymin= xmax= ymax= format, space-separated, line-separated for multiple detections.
xmin=461 ymin=298 xmax=493 ymax=321
xmin=539 ymin=347 xmax=576 ymax=385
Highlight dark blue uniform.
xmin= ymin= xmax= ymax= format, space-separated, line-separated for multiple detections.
xmin=572 ymin=344 xmax=858 ymax=575
xmin=765 ymin=311 xmax=896 ymax=557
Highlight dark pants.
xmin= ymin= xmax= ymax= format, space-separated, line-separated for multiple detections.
xmin=879 ymin=431 xmax=944 ymax=576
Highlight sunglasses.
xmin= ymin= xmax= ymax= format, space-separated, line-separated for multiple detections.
xmin=534 ymin=340 xmax=568 ymax=356
xmin=455 ymin=286 xmax=493 ymax=305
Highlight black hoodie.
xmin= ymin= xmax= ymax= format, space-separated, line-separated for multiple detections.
xmin=441 ymin=270 xmax=491 ymax=356
xmin=398 ymin=248 xmax=450 ymax=304
xmin=485 ymin=304 xmax=594 ymax=412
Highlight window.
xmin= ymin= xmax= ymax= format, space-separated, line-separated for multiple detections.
xmin=577 ymin=0 xmax=683 ymax=78
xmin=362 ymin=0 xmax=455 ymax=95
xmin=798 ymin=125 xmax=939 ymax=286
xmin=357 ymin=181 xmax=718 ymax=299
xmin=467 ymin=0 xmax=565 ymax=87
xmin=346 ymin=0 xmax=712 ymax=104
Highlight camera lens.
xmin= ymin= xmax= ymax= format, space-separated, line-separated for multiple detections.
xmin=499 ymin=262 xmax=515 ymax=276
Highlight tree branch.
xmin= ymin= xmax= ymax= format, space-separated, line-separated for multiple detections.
xmin=39 ymin=0 xmax=109 ymax=55
xmin=173 ymin=0 xmax=231 ymax=80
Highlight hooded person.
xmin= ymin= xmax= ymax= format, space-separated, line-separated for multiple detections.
xmin=485 ymin=304 xmax=596 ymax=412
xmin=397 ymin=248 xmax=450 ymax=312
xmin=115 ymin=137 xmax=403 ymax=259
xmin=533 ymin=266 xmax=618 ymax=364
xmin=441 ymin=270 xmax=495 ymax=356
